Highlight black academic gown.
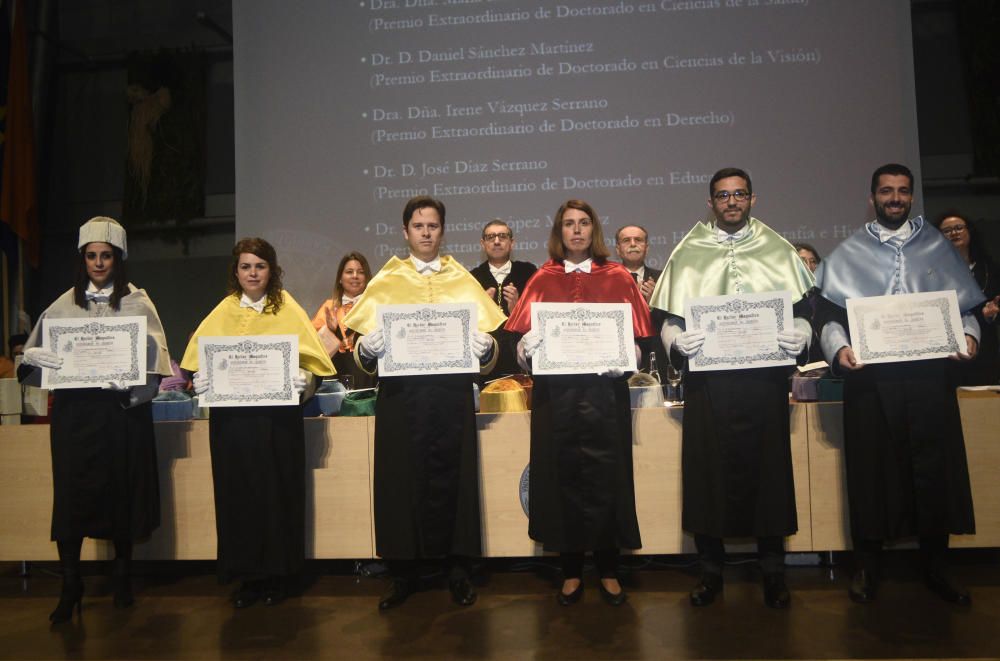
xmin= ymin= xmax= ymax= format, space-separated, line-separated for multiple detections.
xmin=503 ymin=260 xmax=653 ymax=553
xmin=371 ymin=372 xmax=481 ymax=559
xmin=676 ymin=300 xmax=809 ymax=539
xmin=48 ymin=389 xmax=160 ymax=542
xmin=470 ymin=260 xmax=537 ymax=379
xmin=209 ymin=405 xmax=306 ymax=581
xmin=528 ymin=374 xmax=641 ymax=551
xmin=815 ymin=299 xmax=975 ymax=540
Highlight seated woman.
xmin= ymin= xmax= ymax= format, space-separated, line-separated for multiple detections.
xmin=181 ymin=237 xmax=334 ymax=608
xmin=311 ymin=251 xmax=376 ymax=389
xmin=932 ymin=212 xmax=999 ymax=385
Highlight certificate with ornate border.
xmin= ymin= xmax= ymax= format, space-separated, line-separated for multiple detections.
xmin=42 ymin=316 xmax=148 ymax=389
xmin=847 ymin=290 xmax=964 ymax=364
xmin=531 ymin=302 xmax=636 ymax=375
xmin=377 ymin=303 xmax=478 ymax=377
xmin=198 ymin=335 xmax=299 ymax=407
xmin=685 ymin=291 xmax=794 ymax=372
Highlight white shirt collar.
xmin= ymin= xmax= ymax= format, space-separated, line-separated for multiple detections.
xmin=239 ymin=292 xmax=266 ymax=314
xmin=714 ymin=223 xmax=749 ymax=243
xmin=564 ymin=258 xmax=593 ymax=274
xmin=341 ymin=294 xmax=361 ymax=306
xmin=489 ymin=260 xmax=512 ymax=282
xmin=628 ymin=265 xmax=645 ymax=281
xmin=85 ymin=281 xmax=114 ymax=302
xmin=410 ymin=255 xmax=441 ymax=275
xmin=870 ymin=219 xmax=913 ymax=244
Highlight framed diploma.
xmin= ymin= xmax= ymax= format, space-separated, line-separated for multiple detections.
xmin=530 ymin=302 xmax=637 ymax=375
xmin=198 ymin=335 xmax=299 ymax=407
xmin=846 ymin=290 xmax=964 ymax=364
xmin=377 ymin=303 xmax=479 ymax=377
xmin=42 ymin=316 xmax=148 ymax=389
xmin=685 ymin=291 xmax=795 ymax=372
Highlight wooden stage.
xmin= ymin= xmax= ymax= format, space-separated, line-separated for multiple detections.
xmin=1 ymin=393 xmax=997 ymax=560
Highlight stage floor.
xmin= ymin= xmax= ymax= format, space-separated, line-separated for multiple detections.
xmin=2 ymin=552 xmax=999 ymax=660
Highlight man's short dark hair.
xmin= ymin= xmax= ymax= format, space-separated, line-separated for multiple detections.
xmin=482 ymin=219 xmax=511 ymax=239
xmin=870 ymin=163 xmax=914 ymax=194
xmin=402 ymin=196 xmax=446 ymax=229
xmin=615 ymin=225 xmax=649 ymax=243
xmin=709 ymin=167 xmax=752 ymax=196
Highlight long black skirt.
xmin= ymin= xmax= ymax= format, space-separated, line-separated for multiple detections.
xmin=528 ymin=374 xmax=641 ymax=552
xmin=209 ymin=405 xmax=305 ymax=582
xmin=50 ymin=389 xmax=160 ymax=542
xmin=843 ymin=360 xmax=975 ymax=540
xmin=681 ymin=367 xmax=797 ymax=538
xmin=373 ymin=374 xmax=481 ymax=559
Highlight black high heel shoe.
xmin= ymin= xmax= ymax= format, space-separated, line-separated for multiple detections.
xmin=49 ymin=579 xmax=83 ymax=623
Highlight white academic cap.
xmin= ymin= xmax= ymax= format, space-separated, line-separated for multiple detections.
xmin=78 ymin=216 xmax=128 ymax=259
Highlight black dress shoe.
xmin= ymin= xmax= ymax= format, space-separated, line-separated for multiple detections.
xmin=924 ymin=571 xmax=971 ymax=606
xmin=262 ymin=587 xmax=286 ymax=606
xmin=557 ymin=580 xmax=584 ymax=606
xmin=599 ymin=579 xmax=628 ymax=607
xmin=763 ymin=574 xmax=790 ymax=609
xmin=449 ymin=577 xmax=477 ymax=606
xmin=689 ymin=574 xmax=723 ymax=607
xmin=233 ymin=582 xmax=261 ymax=609
xmin=848 ymin=569 xmax=877 ymax=604
xmin=378 ymin=579 xmax=413 ymax=611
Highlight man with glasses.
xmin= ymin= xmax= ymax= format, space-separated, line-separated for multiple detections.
xmin=471 ymin=220 xmax=537 ymax=378
xmin=649 ymin=167 xmax=815 ymax=609
xmin=814 ymin=163 xmax=983 ymax=606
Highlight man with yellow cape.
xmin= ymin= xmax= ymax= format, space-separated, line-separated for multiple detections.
xmin=344 ymin=196 xmax=506 ymax=610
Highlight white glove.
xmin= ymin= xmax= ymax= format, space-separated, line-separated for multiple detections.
xmin=673 ymin=329 xmax=706 ymax=357
xmin=292 ymin=369 xmax=308 ymax=395
xmin=102 ymin=381 xmax=128 ymax=392
xmin=776 ymin=328 xmax=809 ymax=358
xmin=520 ymin=328 xmax=543 ymax=359
xmin=23 ymin=347 xmax=63 ymax=370
xmin=598 ymin=366 xmax=625 ymax=378
xmin=357 ymin=328 xmax=386 ymax=360
xmin=193 ymin=371 xmax=210 ymax=395
xmin=471 ymin=331 xmax=493 ymax=361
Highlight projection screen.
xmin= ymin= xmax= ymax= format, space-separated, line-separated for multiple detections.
xmin=233 ymin=0 xmax=920 ymax=311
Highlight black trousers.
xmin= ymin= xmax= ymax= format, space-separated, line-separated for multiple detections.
xmin=853 ymin=534 xmax=949 ymax=574
xmin=695 ymin=534 xmax=785 ymax=576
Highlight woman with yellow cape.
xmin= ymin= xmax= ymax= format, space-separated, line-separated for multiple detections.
xmin=181 ymin=237 xmax=334 ymax=608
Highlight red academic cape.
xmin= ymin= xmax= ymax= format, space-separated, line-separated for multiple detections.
xmin=505 ymin=259 xmax=654 ymax=338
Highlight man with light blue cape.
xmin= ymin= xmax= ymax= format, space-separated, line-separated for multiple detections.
xmin=815 ymin=163 xmax=984 ymax=606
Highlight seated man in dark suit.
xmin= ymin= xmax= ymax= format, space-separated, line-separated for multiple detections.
xmin=616 ymin=224 xmax=666 ymax=374
xmin=470 ymin=220 xmax=537 ymax=379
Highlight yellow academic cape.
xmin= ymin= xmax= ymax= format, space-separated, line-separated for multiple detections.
xmin=180 ymin=290 xmax=335 ymax=376
xmin=343 ymin=255 xmax=506 ymax=335
xmin=649 ymin=217 xmax=815 ymax=317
